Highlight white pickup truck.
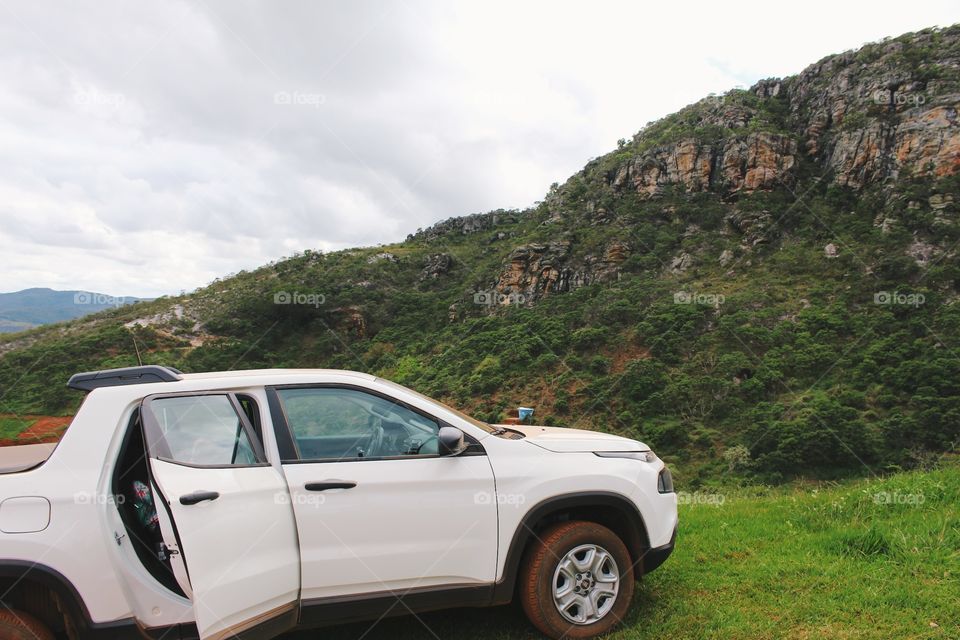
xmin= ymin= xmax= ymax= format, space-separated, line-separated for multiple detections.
xmin=0 ymin=366 xmax=677 ymax=640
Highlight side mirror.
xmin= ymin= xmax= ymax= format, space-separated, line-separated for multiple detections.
xmin=438 ymin=426 xmax=466 ymax=456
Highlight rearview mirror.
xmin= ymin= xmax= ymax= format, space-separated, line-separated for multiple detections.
xmin=438 ymin=426 xmax=466 ymax=456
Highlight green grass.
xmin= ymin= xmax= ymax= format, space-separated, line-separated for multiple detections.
xmin=0 ymin=416 xmax=32 ymax=441
xmin=289 ymin=465 xmax=959 ymax=639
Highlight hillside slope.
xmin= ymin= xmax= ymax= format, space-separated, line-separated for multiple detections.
xmin=1 ymin=25 xmax=959 ymax=483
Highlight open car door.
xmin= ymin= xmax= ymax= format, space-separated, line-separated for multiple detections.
xmin=140 ymin=392 xmax=301 ymax=640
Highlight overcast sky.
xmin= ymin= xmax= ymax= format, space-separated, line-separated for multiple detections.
xmin=1 ymin=0 xmax=957 ymax=297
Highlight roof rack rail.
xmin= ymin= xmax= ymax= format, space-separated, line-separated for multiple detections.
xmin=67 ymin=365 xmax=184 ymax=391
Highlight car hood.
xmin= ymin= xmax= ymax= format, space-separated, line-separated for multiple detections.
xmin=498 ymin=425 xmax=649 ymax=453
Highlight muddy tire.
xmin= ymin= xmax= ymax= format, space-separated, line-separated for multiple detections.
xmin=519 ymin=520 xmax=634 ymax=639
xmin=0 ymin=609 xmax=55 ymax=640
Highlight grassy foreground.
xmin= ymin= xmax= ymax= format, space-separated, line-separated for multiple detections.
xmin=291 ymin=464 xmax=959 ymax=640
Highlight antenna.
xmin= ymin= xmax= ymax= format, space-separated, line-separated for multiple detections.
xmin=130 ymin=331 xmax=143 ymax=367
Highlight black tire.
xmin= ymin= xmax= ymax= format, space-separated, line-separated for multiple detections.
xmin=0 ymin=609 xmax=55 ymax=640
xmin=519 ymin=520 xmax=634 ymax=639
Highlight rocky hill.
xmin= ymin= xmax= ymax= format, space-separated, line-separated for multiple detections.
xmin=2 ymin=25 xmax=958 ymax=483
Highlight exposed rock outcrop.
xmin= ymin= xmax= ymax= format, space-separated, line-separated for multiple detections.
xmin=906 ymin=239 xmax=939 ymax=266
xmin=789 ymin=30 xmax=959 ymax=186
xmin=669 ymin=252 xmax=694 ymax=274
xmin=125 ymin=303 xmax=210 ymax=348
xmin=449 ymin=27 xmax=958 ymax=313
xmin=367 ymin=252 xmax=397 ymax=264
xmin=495 ymin=241 xmax=571 ymax=304
xmin=491 ymin=239 xmax=630 ymax=306
xmin=330 ymin=306 xmax=367 ymax=337
xmin=605 ymin=27 xmax=958 ymax=200
xmin=725 ymin=209 xmax=774 ymax=247
xmin=420 ymin=253 xmax=453 ymax=280
xmin=407 ymin=210 xmax=521 ymax=242
xmin=611 ymin=133 xmax=797 ymax=197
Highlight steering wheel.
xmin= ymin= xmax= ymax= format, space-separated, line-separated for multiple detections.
xmin=365 ymin=419 xmax=385 ymax=457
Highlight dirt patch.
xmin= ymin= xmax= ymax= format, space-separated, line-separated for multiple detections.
xmin=608 ymin=344 xmax=651 ymax=374
xmin=18 ymin=416 xmax=72 ymax=443
xmin=0 ymin=415 xmax=72 ymax=446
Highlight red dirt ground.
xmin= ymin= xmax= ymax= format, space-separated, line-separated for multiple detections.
xmin=0 ymin=415 xmax=72 ymax=446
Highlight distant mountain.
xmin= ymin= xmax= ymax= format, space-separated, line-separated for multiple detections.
xmin=0 ymin=288 xmax=148 ymax=333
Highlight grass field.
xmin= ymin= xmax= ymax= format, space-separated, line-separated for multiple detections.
xmin=293 ymin=464 xmax=959 ymax=640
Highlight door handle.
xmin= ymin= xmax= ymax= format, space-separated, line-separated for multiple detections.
xmin=304 ymin=481 xmax=357 ymax=492
xmin=179 ymin=490 xmax=220 ymax=505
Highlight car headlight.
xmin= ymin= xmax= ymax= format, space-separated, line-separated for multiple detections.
xmin=595 ymin=451 xmax=675 ymax=494
xmin=594 ymin=450 xmax=658 ymax=463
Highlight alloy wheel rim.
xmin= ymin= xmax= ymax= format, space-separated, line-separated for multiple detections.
xmin=552 ymin=543 xmax=620 ymax=625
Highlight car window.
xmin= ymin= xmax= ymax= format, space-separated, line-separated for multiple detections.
xmin=146 ymin=395 xmax=259 ymax=466
xmin=375 ymin=377 xmax=497 ymax=433
xmin=277 ymin=387 xmax=441 ymax=461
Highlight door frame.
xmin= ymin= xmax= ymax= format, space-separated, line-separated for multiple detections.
xmin=139 ymin=390 xmax=301 ymax=640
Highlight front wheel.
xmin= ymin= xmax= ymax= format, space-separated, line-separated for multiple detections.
xmin=519 ymin=521 xmax=634 ymax=639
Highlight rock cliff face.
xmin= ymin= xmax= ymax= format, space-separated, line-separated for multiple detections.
xmin=790 ymin=31 xmax=960 ymax=187
xmin=606 ymin=28 xmax=957 ymax=201
xmin=481 ymin=26 xmax=959 ymax=308
xmin=611 ymin=132 xmax=798 ymax=197
xmin=493 ymin=240 xmax=628 ymax=304
xmin=420 ymin=253 xmax=453 ymax=280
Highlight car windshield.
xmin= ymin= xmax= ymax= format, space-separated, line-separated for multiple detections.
xmin=375 ymin=378 xmax=497 ymax=433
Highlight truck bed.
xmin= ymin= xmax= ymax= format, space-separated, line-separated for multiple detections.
xmin=0 ymin=442 xmax=57 ymax=474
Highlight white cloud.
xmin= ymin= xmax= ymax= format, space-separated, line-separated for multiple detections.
xmin=0 ymin=0 xmax=957 ymax=296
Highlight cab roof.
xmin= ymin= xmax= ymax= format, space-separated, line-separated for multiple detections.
xmin=68 ymin=365 xmax=373 ymax=391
